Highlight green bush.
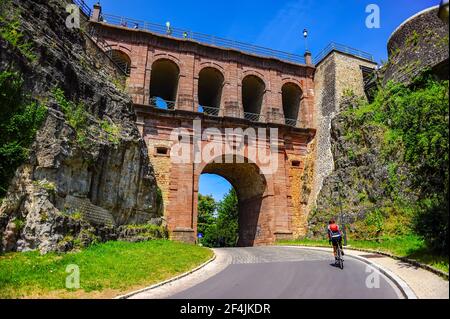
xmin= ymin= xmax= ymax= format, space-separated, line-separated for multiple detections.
xmin=0 ymin=71 xmax=47 ymax=197
xmin=53 ymin=88 xmax=123 ymax=148
xmin=0 ymin=3 xmax=36 ymax=61
xmin=100 ymin=119 xmax=120 ymax=145
xmin=52 ymin=88 xmax=88 ymax=138
xmin=413 ymin=197 xmax=449 ymax=255
xmin=125 ymin=223 xmax=168 ymax=239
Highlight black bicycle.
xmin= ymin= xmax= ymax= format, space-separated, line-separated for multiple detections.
xmin=335 ymin=242 xmax=344 ymax=270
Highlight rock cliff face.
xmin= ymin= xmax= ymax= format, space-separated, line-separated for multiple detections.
xmin=308 ymin=95 xmax=416 ymax=237
xmin=0 ymin=0 xmax=161 ymax=253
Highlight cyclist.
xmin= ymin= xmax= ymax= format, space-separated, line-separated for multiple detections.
xmin=327 ymin=219 xmax=344 ymax=262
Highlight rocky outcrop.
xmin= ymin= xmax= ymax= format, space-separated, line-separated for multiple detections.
xmin=0 ymin=0 xmax=161 ymax=253
xmin=308 ymin=95 xmax=417 ymax=237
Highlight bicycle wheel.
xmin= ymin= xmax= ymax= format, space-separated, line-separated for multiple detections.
xmin=337 ymin=247 xmax=344 ymax=270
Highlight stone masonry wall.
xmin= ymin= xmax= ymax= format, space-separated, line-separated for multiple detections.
xmin=310 ymin=52 xmax=377 ymax=215
xmin=385 ymin=6 xmax=449 ymax=84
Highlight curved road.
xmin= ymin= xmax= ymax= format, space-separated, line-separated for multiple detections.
xmin=131 ymin=247 xmax=403 ymax=299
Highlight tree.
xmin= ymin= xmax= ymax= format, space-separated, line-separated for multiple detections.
xmin=216 ymin=189 xmax=239 ymax=247
xmin=197 ymin=194 xmax=217 ymax=246
xmin=197 ymin=189 xmax=239 ymax=248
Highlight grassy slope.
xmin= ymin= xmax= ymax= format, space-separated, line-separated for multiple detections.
xmin=278 ymin=235 xmax=448 ymax=273
xmin=0 ymin=240 xmax=213 ymax=299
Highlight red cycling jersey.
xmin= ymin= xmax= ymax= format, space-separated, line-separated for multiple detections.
xmin=329 ymin=224 xmax=339 ymax=233
xmin=327 ymin=223 xmax=341 ymax=239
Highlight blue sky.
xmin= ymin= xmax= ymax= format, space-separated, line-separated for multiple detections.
xmin=199 ymin=174 xmax=232 ymax=202
xmin=84 ymin=0 xmax=439 ymax=201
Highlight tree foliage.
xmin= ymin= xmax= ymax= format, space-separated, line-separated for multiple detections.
xmin=198 ymin=189 xmax=239 ymax=248
xmin=197 ymin=194 xmax=217 ymax=246
xmin=215 ymin=188 xmax=239 ymax=247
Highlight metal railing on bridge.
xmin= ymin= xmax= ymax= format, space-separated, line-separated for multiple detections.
xmin=285 ymin=118 xmax=299 ymax=127
xmin=73 ymin=2 xmax=376 ymax=68
xmin=149 ymin=97 xmax=176 ymax=110
xmin=243 ymin=111 xmax=265 ymax=123
xmin=313 ymin=42 xmax=375 ymax=65
xmin=72 ymin=0 xmax=91 ymax=18
xmin=198 ymin=105 xmax=220 ymax=117
xmin=147 ymin=98 xmax=312 ymax=128
xmin=96 ymin=13 xmax=306 ymax=65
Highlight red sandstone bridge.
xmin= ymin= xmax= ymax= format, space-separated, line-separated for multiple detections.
xmin=75 ymin=1 xmax=376 ymax=246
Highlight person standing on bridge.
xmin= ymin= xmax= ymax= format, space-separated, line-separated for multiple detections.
xmin=327 ymin=219 xmax=344 ymax=262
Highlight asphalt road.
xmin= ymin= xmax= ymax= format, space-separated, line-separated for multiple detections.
xmin=169 ymin=246 xmax=403 ymax=299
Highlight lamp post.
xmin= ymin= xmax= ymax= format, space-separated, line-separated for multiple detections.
xmin=303 ymin=28 xmax=309 ymax=52
xmin=166 ymin=21 xmax=172 ymax=36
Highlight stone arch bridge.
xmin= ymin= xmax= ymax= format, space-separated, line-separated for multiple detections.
xmin=86 ymin=4 xmax=376 ymax=245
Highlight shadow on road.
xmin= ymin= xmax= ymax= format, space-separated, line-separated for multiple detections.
xmin=329 ymin=263 xmax=344 ymax=269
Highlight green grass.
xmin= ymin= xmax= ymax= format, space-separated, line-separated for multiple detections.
xmin=0 ymin=240 xmax=213 ymax=299
xmin=278 ymin=235 xmax=449 ymax=274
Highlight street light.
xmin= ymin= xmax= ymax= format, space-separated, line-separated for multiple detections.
xmin=303 ymin=28 xmax=309 ymax=52
xmin=166 ymin=21 xmax=172 ymax=35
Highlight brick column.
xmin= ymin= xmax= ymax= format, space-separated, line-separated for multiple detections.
xmin=128 ymin=44 xmax=148 ymax=104
xmin=176 ymin=53 xmax=195 ymax=111
xmin=304 ymin=51 xmax=312 ymax=66
xmin=224 ymin=62 xmax=242 ymax=118
xmin=272 ymin=144 xmax=293 ymax=241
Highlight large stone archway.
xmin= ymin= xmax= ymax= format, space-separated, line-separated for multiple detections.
xmin=197 ymin=155 xmax=270 ymax=247
xmin=135 ymin=105 xmax=316 ymax=246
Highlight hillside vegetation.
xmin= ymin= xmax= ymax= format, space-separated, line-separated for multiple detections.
xmin=310 ymin=71 xmax=448 ymax=259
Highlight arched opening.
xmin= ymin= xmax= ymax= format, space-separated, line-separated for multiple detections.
xmin=198 ymin=67 xmax=224 ymax=116
xmin=242 ymin=75 xmax=265 ymax=121
xmin=107 ymin=49 xmax=131 ymax=76
xmin=197 ymin=174 xmax=237 ymax=247
xmin=197 ymin=155 xmax=267 ymax=247
xmin=282 ymin=82 xmax=303 ymax=126
xmin=150 ymin=59 xmax=180 ymax=109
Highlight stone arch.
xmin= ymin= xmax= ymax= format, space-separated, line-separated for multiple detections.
xmin=199 ymin=61 xmax=225 ymax=74
xmin=282 ymin=82 xmax=303 ymax=125
xmin=198 ymin=67 xmax=225 ymax=113
xmin=196 ymin=154 xmax=271 ymax=247
xmin=281 ymin=77 xmax=303 ymax=93
xmin=241 ymin=74 xmax=266 ymax=119
xmin=107 ymin=43 xmax=132 ymax=53
xmin=105 ymin=49 xmax=132 ymax=76
xmin=152 ymin=53 xmax=182 ymax=69
xmin=149 ymin=58 xmax=180 ymax=103
xmin=241 ymin=70 xmax=268 ymax=88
